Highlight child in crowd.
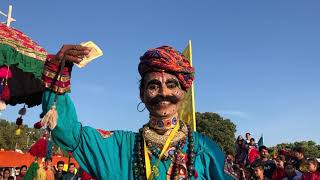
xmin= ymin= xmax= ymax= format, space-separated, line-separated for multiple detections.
xmin=301 ymin=158 xmax=320 ymax=180
xmin=254 ymin=165 xmax=270 ymax=180
xmin=283 ymin=162 xmax=302 ymax=180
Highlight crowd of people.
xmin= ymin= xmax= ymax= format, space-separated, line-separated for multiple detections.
xmin=224 ymin=132 xmax=320 ymax=180
xmin=0 ymin=158 xmax=92 ymax=180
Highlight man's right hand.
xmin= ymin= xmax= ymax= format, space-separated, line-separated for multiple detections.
xmin=55 ymin=45 xmax=91 ymax=64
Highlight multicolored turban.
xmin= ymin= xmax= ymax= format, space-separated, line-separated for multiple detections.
xmin=138 ymin=46 xmax=195 ymax=90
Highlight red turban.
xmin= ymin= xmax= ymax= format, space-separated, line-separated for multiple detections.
xmin=138 ymin=46 xmax=195 ymax=90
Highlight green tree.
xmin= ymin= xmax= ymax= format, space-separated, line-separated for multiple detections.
xmin=196 ymin=112 xmax=236 ymax=154
xmin=273 ymin=140 xmax=320 ymax=158
xmin=0 ymin=119 xmax=42 ymax=151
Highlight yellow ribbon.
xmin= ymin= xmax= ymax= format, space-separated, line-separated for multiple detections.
xmin=144 ymin=121 xmax=180 ymax=180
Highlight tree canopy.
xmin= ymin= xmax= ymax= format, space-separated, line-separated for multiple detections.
xmin=0 ymin=119 xmax=42 ymax=151
xmin=273 ymin=140 xmax=320 ymax=159
xmin=196 ymin=112 xmax=237 ymax=154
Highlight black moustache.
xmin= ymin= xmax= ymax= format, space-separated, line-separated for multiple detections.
xmin=150 ymin=95 xmax=179 ymax=105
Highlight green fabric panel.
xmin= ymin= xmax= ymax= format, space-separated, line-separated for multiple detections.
xmin=23 ymin=161 xmax=38 ymax=180
xmin=0 ymin=44 xmax=44 ymax=79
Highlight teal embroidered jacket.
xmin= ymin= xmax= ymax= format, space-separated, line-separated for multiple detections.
xmin=42 ymin=90 xmax=234 ymax=180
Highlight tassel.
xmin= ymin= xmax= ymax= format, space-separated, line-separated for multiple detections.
xmin=1 ymin=81 xmax=10 ymax=101
xmin=16 ymin=116 xmax=23 ymax=126
xmin=18 ymin=106 xmax=27 ymax=116
xmin=29 ymin=138 xmax=48 ymax=157
xmin=0 ymin=100 xmax=6 ymax=111
xmin=41 ymin=103 xmax=58 ymax=130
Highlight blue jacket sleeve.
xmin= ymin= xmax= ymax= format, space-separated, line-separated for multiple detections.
xmin=42 ymin=90 xmax=136 ymax=179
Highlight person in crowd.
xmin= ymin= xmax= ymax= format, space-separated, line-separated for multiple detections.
xmin=282 ymin=161 xmax=302 ymax=180
xmin=246 ymin=132 xmax=252 ymax=144
xmin=301 ymin=158 xmax=320 ymax=180
xmin=16 ymin=165 xmax=27 ymax=180
xmin=63 ymin=163 xmax=79 ymax=180
xmin=7 ymin=176 xmax=14 ymax=180
xmin=252 ymin=146 xmax=276 ymax=179
xmin=2 ymin=169 xmax=10 ymax=180
xmin=293 ymin=147 xmax=308 ymax=173
xmin=236 ymin=135 xmax=247 ymax=165
xmin=272 ymin=157 xmax=286 ymax=180
xmin=55 ymin=161 xmax=66 ymax=180
xmin=45 ymin=157 xmax=55 ymax=180
xmin=249 ymin=138 xmax=258 ymax=149
xmin=224 ymin=152 xmax=238 ymax=178
xmin=247 ymin=138 xmax=260 ymax=165
xmin=254 ymin=164 xmax=270 ymax=180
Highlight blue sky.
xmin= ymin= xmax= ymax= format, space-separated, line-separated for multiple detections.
xmin=0 ymin=0 xmax=319 ymax=146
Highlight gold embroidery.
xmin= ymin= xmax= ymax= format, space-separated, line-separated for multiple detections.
xmin=0 ymin=38 xmax=47 ymax=61
xmin=143 ymin=122 xmax=187 ymax=148
xmin=43 ymin=82 xmax=71 ymax=94
xmin=43 ymin=70 xmax=70 ymax=82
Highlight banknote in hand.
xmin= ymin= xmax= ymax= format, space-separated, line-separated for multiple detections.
xmin=76 ymin=41 xmax=103 ymax=68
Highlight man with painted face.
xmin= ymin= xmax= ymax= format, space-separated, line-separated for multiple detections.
xmin=41 ymin=45 xmax=233 ymax=179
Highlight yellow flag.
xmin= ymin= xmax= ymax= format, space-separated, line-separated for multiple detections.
xmin=178 ymin=40 xmax=196 ymax=131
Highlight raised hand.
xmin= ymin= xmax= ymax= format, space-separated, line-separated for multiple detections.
xmin=55 ymin=44 xmax=91 ymax=64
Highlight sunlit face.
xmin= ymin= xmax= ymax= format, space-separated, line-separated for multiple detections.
xmin=260 ymin=149 xmax=269 ymax=158
xmin=45 ymin=160 xmax=52 ymax=168
xmin=226 ymin=154 xmax=234 ymax=163
xmin=246 ymin=133 xmax=251 ymax=140
xmin=307 ymin=161 xmax=318 ymax=172
xmin=294 ymin=152 xmax=304 ymax=160
xmin=141 ymin=72 xmax=185 ymax=118
xmin=250 ymin=140 xmax=255 ymax=145
xmin=285 ymin=165 xmax=295 ymax=176
xmin=57 ymin=163 xmax=64 ymax=172
xmin=20 ymin=167 xmax=27 ymax=175
xmin=3 ymin=170 xmax=10 ymax=178
xmin=276 ymin=159 xmax=284 ymax=168
xmin=254 ymin=167 xmax=264 ymax=178
xmin=69 ymin=165 xmax=75 ymax=173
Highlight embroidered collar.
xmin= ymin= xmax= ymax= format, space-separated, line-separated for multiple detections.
xmin=148 ymin=113 xmax=179 ymax=130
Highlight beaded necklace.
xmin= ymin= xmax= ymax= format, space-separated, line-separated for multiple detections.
xmin=133 ymin=123 xmax=195 ymax=179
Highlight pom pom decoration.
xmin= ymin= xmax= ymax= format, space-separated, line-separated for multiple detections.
xmin=34 ymin=120 xmax=44 ymax=129
xmin=15 ymin=127 xmax=21 ymax=135
xmin=0 ymin=100 xmax=6 ymax=111
xmin=28 ymin=137 xmax=48 ymax=158
xmin=16 ymin=116 xmax=23 ymax=126
xmin=18 ymin=105 xmax=27 ymax=115
xmin=0 ymin=66 xmax=12 ymax=78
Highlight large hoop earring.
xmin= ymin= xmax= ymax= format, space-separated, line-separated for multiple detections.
xmin=137 ymin=102 xmax=146 ymax=112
